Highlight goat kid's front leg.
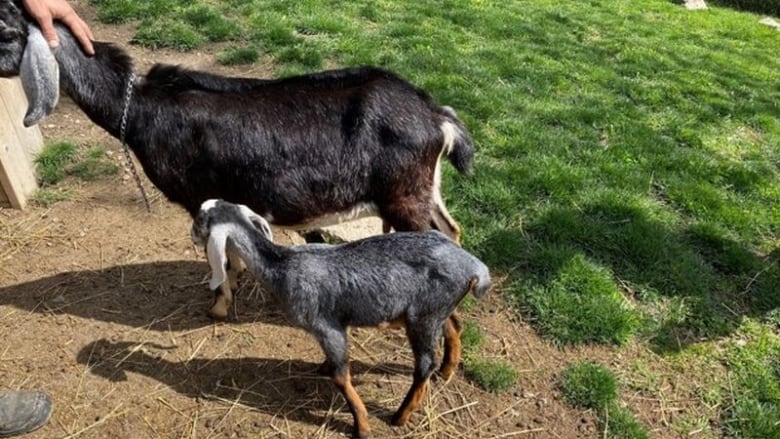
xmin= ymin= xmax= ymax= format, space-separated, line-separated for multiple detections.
xmin=332 ymin=367 xmax=371 ymax=439
xmin=316 ymin=326 xmax=371 ymax=438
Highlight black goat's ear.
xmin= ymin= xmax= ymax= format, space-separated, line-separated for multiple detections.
xmin=20 ymin=25 xmax=59 ymax=126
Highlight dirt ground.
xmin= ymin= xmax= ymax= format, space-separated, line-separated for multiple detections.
xmin=0 ymin=4 xmax=705 ymax=439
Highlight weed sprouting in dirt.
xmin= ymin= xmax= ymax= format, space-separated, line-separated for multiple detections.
xmin=561 ymin=361 xmax=649 ymax=439
xmin=35 ymin=141 xmax=77 ymax=185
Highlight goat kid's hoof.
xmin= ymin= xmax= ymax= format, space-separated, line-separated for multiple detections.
xmin=351 ymin=427 xmax=371 ymax=439
xmin=390 ymin=412 xmax=409 ymax=427
xmin=437 ymin=364 xmax=459 ymax=383
xmin=207 ymin=305 xmax=229 ymax=320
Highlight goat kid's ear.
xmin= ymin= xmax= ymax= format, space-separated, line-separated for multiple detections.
xmin=206 ymin=228 xmax=229 ymax=290
xmin=20 ymin=25 xmax=59 ymax=127
xmin=250 ymin=215 xmax=273 ymax=241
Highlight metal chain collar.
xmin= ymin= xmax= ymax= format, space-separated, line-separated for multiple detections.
xmin=119 ymin=72 xmax=151 ymax=212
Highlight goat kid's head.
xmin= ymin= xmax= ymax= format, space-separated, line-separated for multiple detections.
xmin=191 ymin=200 xmax=273 ymax=290
xmin=0 ymin=0 xmax=60 ymax=126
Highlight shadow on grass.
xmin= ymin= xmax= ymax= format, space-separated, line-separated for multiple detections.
xmin=0 ymin=261 xmax=295 ymax=331
xmin=76 ymin=339 xmax=412 ymax=435
xmin=481 ymin=196 xmax=780 ymax=352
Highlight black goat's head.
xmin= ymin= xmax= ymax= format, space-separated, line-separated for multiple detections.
xmin=0 ymin=0 xmax=27 ymax=77
xmin=0 ymin=0 xmax=60 ymax=126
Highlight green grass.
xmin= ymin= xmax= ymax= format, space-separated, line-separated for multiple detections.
xmin=31 ymin=188 xmax=75 ymax=207
xmin=561 ymin=361 xmax=619 ymax=411
xmin=464 ymin=358 xmax=518 ymax=393
xmin=523 ymin=253 xmax=641 ymax=345
xmin=69 ymin=147 xmax=119 ymax=181
xmin=34 ymin=142 xmax=119 ymax=197
xmin=460 ymin=320 xmax=518 ymax=392
xmin=561 ymin=362 xmax=648 ymax=438
xmin=723 ymin=322 xmax=780 ymax=439
xmin=217 ymin=46 xmax=260 ymax=66
xmin=35 ymin=141 xmax=78 ymax=185
xmin=87 ymin=1 xmax=780 ymax=436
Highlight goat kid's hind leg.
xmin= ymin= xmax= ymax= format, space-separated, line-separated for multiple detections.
xmin=315 ymin=325 xmax=371 ymax=438
xmin=226 ymin=247 xmax=244 ymax=290
xmin=392 ymin=323 xmax=439 ymax=427
xmin=439 ymin=313 xmax=463 ymax=381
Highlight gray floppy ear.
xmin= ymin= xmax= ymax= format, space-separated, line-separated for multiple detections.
xmin=206 ymin=227 xmax=229 ymax=290
xmin=20 ymin=25 xmax=59 ymax=127
xmin=250 ymin=215 xmax=273 ymax=241
xmin=237 ymin=204 xmax=273 ymax=240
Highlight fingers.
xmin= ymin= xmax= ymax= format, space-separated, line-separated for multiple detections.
xmin=23 ymin=0 xmax=95 ymax=56
xmin=58 ymin=10 xmax=94 ymax=55
xmin=23 ymin=2 xmax=59 ymax=47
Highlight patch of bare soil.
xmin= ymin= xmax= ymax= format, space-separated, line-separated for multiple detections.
xmin=0 ymin=2 xmax=712 ymax=438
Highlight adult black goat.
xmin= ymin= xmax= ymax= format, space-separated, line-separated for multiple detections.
xmin=0 ymin=12 xmax=474 ymax=243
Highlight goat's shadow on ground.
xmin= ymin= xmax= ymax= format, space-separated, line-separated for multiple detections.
xmin=479 ymin=196 xmax=780 ymax=353
xmin=77 ymin=339 xmax=411 ymax=433
xmin=0 ymin=261 xmax=290 ymax=331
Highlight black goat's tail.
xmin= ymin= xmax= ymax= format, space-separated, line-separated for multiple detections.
xmin=439 ymin=106 xmax=475 ymax=174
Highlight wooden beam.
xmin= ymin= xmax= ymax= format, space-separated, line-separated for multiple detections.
xmin=0 ymin=77 xmax=44 ymax=209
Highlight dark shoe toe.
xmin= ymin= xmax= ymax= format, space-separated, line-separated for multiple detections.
xmin=0 ymin=391 xmax=52 ymax=438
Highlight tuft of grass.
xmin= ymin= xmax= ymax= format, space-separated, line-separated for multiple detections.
xmin=460 ymin=321 xmax=484 ymax=355
xmin=459 ymin=320 xmax=517 ymax=392
xmin=464 ymin=358 xmax=518 ymax=393
xmin=182 ymin=5 xmax=241 ymax=42
xmin=561 ymin=361 xmax=618 ymax=410
xmin=521 ymin=254 xmax=640 ymax=346
xmin=723 ymin=323 xmax=780 ymax=439
xmin=132 ymin=18 xmax=204 ymax=50
xmin=35 ymin=143 xmax=118 ymax=186
xmin=35 ymin=141 xmax=77 ymax=186
xmin=69 ymin=147 xmax=119 ymax=181
xmin=561 ymin=361 xmax=648 ymax=438
xmin=217 ymin=45 xmax=260 ymax=66
xmin=31 ymin=188 xmax=74 ymax=207
xmin=606 ymin=406 xmax=650 ymax=439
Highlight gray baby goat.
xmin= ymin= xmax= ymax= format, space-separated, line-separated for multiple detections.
xmin=191 ymin=199 xmax=490 ymax=438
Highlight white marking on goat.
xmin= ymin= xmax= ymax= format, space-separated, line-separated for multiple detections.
xmin=282 ymin=202 xmax=379 ymax=230
xmin=201 ymin=199 xmax=219 ymax=212
xmin=431 ymin=129 xmax=461 ymax=241
xmin=440 ymin=121 xmax=458 ymax=156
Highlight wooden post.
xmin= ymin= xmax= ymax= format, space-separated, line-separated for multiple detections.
xmin=0 ymin=77 xmax=44 ymax=209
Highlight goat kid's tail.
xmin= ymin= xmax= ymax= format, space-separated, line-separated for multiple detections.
xmin=439 ymin=106 xmax=475 ymax=174
xmin=468 ymin=261 xmax=491 ymax=300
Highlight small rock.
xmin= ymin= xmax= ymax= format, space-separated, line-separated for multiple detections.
xmin=759 ymin=17 xmax=780 ymax=29
xmin=682 ymin=0 xmax=707 ymax=9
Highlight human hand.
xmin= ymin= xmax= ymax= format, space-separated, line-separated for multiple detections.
xmin=22 ymin=0 xmax=94 ymax=55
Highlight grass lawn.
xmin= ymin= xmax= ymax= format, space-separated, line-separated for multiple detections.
xmin=85 ymin=0 xmax=780 ymax=437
